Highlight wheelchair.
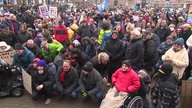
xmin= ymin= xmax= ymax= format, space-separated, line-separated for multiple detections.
xmin=0 ymin=60 xmax=23 ymax=97
xmin=121 ymin=93 xmax=143 ymax=108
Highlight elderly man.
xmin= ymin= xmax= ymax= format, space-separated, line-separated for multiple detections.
xmin=125 ymin=29 xmax=144 ymax=72
xmin=23 ymin=39 xmax=42 ymax=59
xmin=162 ymin=38 xmax=189 ymax=79
xmin=0 ymin=24 xmax=18 ymax=47
xmin=13 ymin=43 xmax=35 ymax=70
xmin=55 ymin=60 xmax=79 ymax=100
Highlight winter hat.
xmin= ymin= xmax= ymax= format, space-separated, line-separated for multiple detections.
xmin=70 ymin=48 xmax=81 ymax=55
xmin=112 ymin=30 xmax=119 ymax=36
xmin=40 ymin=41 xmax=47 ymax=48
xmin=174 ymin=38 xmax=184 ymax=46
xmin=58 ymin=20 xmax=63 ymax=25
xmin=37 ymin=60 xmax=46 ymax=68
xmin=159 ymin=63 xmax=173 ymax=76
xmin=33 ymin=58 xmax=40 ymax=62
xmin=166 ymin=36 xmax=173 ymax=41
xmin=0 ymin=41 xmax=11 ymax=52
xmin=14 ymin=43 xmax=24 ymax=50
xmin=82 ymin=62 xmax=93 ymax=72
xmin=1 ymin=24 xmax=9 ymax=29
xmin=122 ymin=37 xmax=128 ymax=41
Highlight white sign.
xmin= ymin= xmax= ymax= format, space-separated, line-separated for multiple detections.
xmin=22 ymin=70 xmax=32 ymax=95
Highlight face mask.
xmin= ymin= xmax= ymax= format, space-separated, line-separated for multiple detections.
xmin=38 ymin=70 xmax=44 ymax=74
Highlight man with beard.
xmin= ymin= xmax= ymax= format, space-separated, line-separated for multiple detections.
xmin=31 ymin=60 xmax=54 ymax=105
xmin=0 ymin=24 xmax=17 ymax=47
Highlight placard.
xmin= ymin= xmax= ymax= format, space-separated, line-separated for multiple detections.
xmin=0 ymin=50 xmax=15 ymax=64
xmin=22 ymin=69 xmax=32 ymax=95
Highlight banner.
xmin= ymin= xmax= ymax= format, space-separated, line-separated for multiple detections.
xmin=49 ymin=7 xmax=57 ymax=18
xmin=0 ymin=0 xmax=3 ymax=4
xmin=39 ymin=5 xmax=48 ymax=18
xmin=187 ymin=4 xmax=192 ymax=23
xmin=0 ymin=50 xmax=15 ymax=64
xmin=97 ymin=0 xmax=109 ymax=13
xmin=22 ymin=70 xmax=32 ymax=95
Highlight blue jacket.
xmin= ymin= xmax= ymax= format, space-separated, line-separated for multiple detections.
xmin=13 ymin=47 xmax=35 ymax=70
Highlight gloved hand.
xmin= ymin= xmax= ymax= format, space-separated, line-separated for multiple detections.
xmin=82 ymin=91 xmax=88 ymax=97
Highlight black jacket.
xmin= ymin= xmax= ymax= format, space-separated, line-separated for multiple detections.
xmin=125 ymin=38 xmax=144 ymax=71
xmin=0 ymin=31 xmax=18 ymax=47
xmin=32 ymin=68 xmax=55 ymax=89
xmin=55 ymin=66 xmax=79 ymax=94
xmin=151 ymin=75 xmax=179 ymax=108
xmin=155 ymin=27 xmax=171 ymax=42
xmin=179 ymin=29 xmax=192 ymax=48
xmin=90 ymin=56 xmax=109 ymax=78
xmin=143 ymin=38 xmax=158 ymax=67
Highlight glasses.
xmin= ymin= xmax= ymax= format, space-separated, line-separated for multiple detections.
xmin=63 ymin=65 xmax=70 ymax=68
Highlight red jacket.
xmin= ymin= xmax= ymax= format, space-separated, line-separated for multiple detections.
xmin=112 ymin=68 xmax=140 ymax=93
xmin=54 ymin=25 xmax=68 ymax=43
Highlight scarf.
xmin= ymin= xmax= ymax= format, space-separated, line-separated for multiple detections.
xmin=60 ymin=70 xmax=68 ymax=83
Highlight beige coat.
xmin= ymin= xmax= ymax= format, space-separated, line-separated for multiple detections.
xmin=162 ymin=47 xmax=189 ymax=79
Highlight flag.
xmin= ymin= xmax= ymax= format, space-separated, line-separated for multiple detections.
xmin=133 ymin=4 xmax=139 ymax=11
xmin=97 ymin=0 xmax=109 ymax=13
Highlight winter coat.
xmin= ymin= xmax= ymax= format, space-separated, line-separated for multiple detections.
xmin=13 ymin=47 xmax=35 ymax=70
xmin=0 ymin=31 xmax=18 ymax=47
xmin=143 ymin=38 xmax=158 ymax=67
xmin=162 ymin=47 xmax=189 ymax=79
xmin=104 ymin=38 xmax=124 ymax=64
xmin=152 ymin=33 xmax=161 ymax=47
xmin=155 ymin=27 xmax=171 ymax=42
xmin=81 ymin=37 xmax=96 ymax=58
xmin=22 ymin=43 xmax=43 ymax=59
xmin=157 ymin=42 xmax=173 ymax=56
xmin=54 ymin=25 xmax=69 ymax=43
xmin=32 ymin=68 xmax=55 ymax=89
xmin=77 ymin=25 xmax=91 ymax=41
xmin=17 ymin=31 xmax=33 ymax=44
xmin=90 ymin=56 xmax=110 ymax=78
xmin=55 ymin=66 xmax=79 ymax=94
xmin=68 ymin=24 xmax=78 ymax=43
xmin=151 ymin=75 xmax=180 ymax=108
xmin=179 ymin=29 xmax=192 ymax=48
xmin=112 ymin=68 xmax=140 ymax=93
xmin=41 ymin=43 xmax=64 ymax=60
xmin=125 ymin=39 xmax=144 ymax=71
xmin=79 ymin=68 xmax=104 ymax=96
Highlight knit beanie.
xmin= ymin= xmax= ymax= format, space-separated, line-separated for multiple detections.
xmin=14 ymin=43 xmax=24 ymax=50
xmin=82 ymin=62 xmax=93 ymax=72
xmin=37 ymin=60 xmax=46 ymax=68
xmin=174 ymin=38 xmax=184 ymax=46
xmin=166 ymin=36 xmax=173 ymax=41
xmin=159 ymin=63 xmax=173 ymax=77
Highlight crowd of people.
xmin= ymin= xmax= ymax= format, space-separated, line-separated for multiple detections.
xmin=0 ymin=4 xmax=191 ymax=108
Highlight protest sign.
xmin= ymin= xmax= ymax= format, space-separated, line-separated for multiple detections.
xmin=0 ymin=50 xmax=15 ymax=64
xmin=39 ymin=5 xmax=48 ymax=18
xmin=22 ymin=69 xmax=32 ymax=95
xmin=49 ymin=7 xmax=57 ymax=18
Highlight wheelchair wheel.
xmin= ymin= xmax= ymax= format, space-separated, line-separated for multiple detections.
xmin=123 ymin=96 xmax=143 ymax=108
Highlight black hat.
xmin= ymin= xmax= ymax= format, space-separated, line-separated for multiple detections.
xmin=58 ymin=20 xmax=63 ymax=25
xmin=159 ymin=63 xmax=173 ymax=76
xmin=14 ymin=43 xmax=24 ymax=50
xmin=70 ymin=48 xmax=81 ymax=55
xmin=1 ymin=24 xmax=9 ymax=29
xmin=82 ymin=62 xmax=93 ymax=72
